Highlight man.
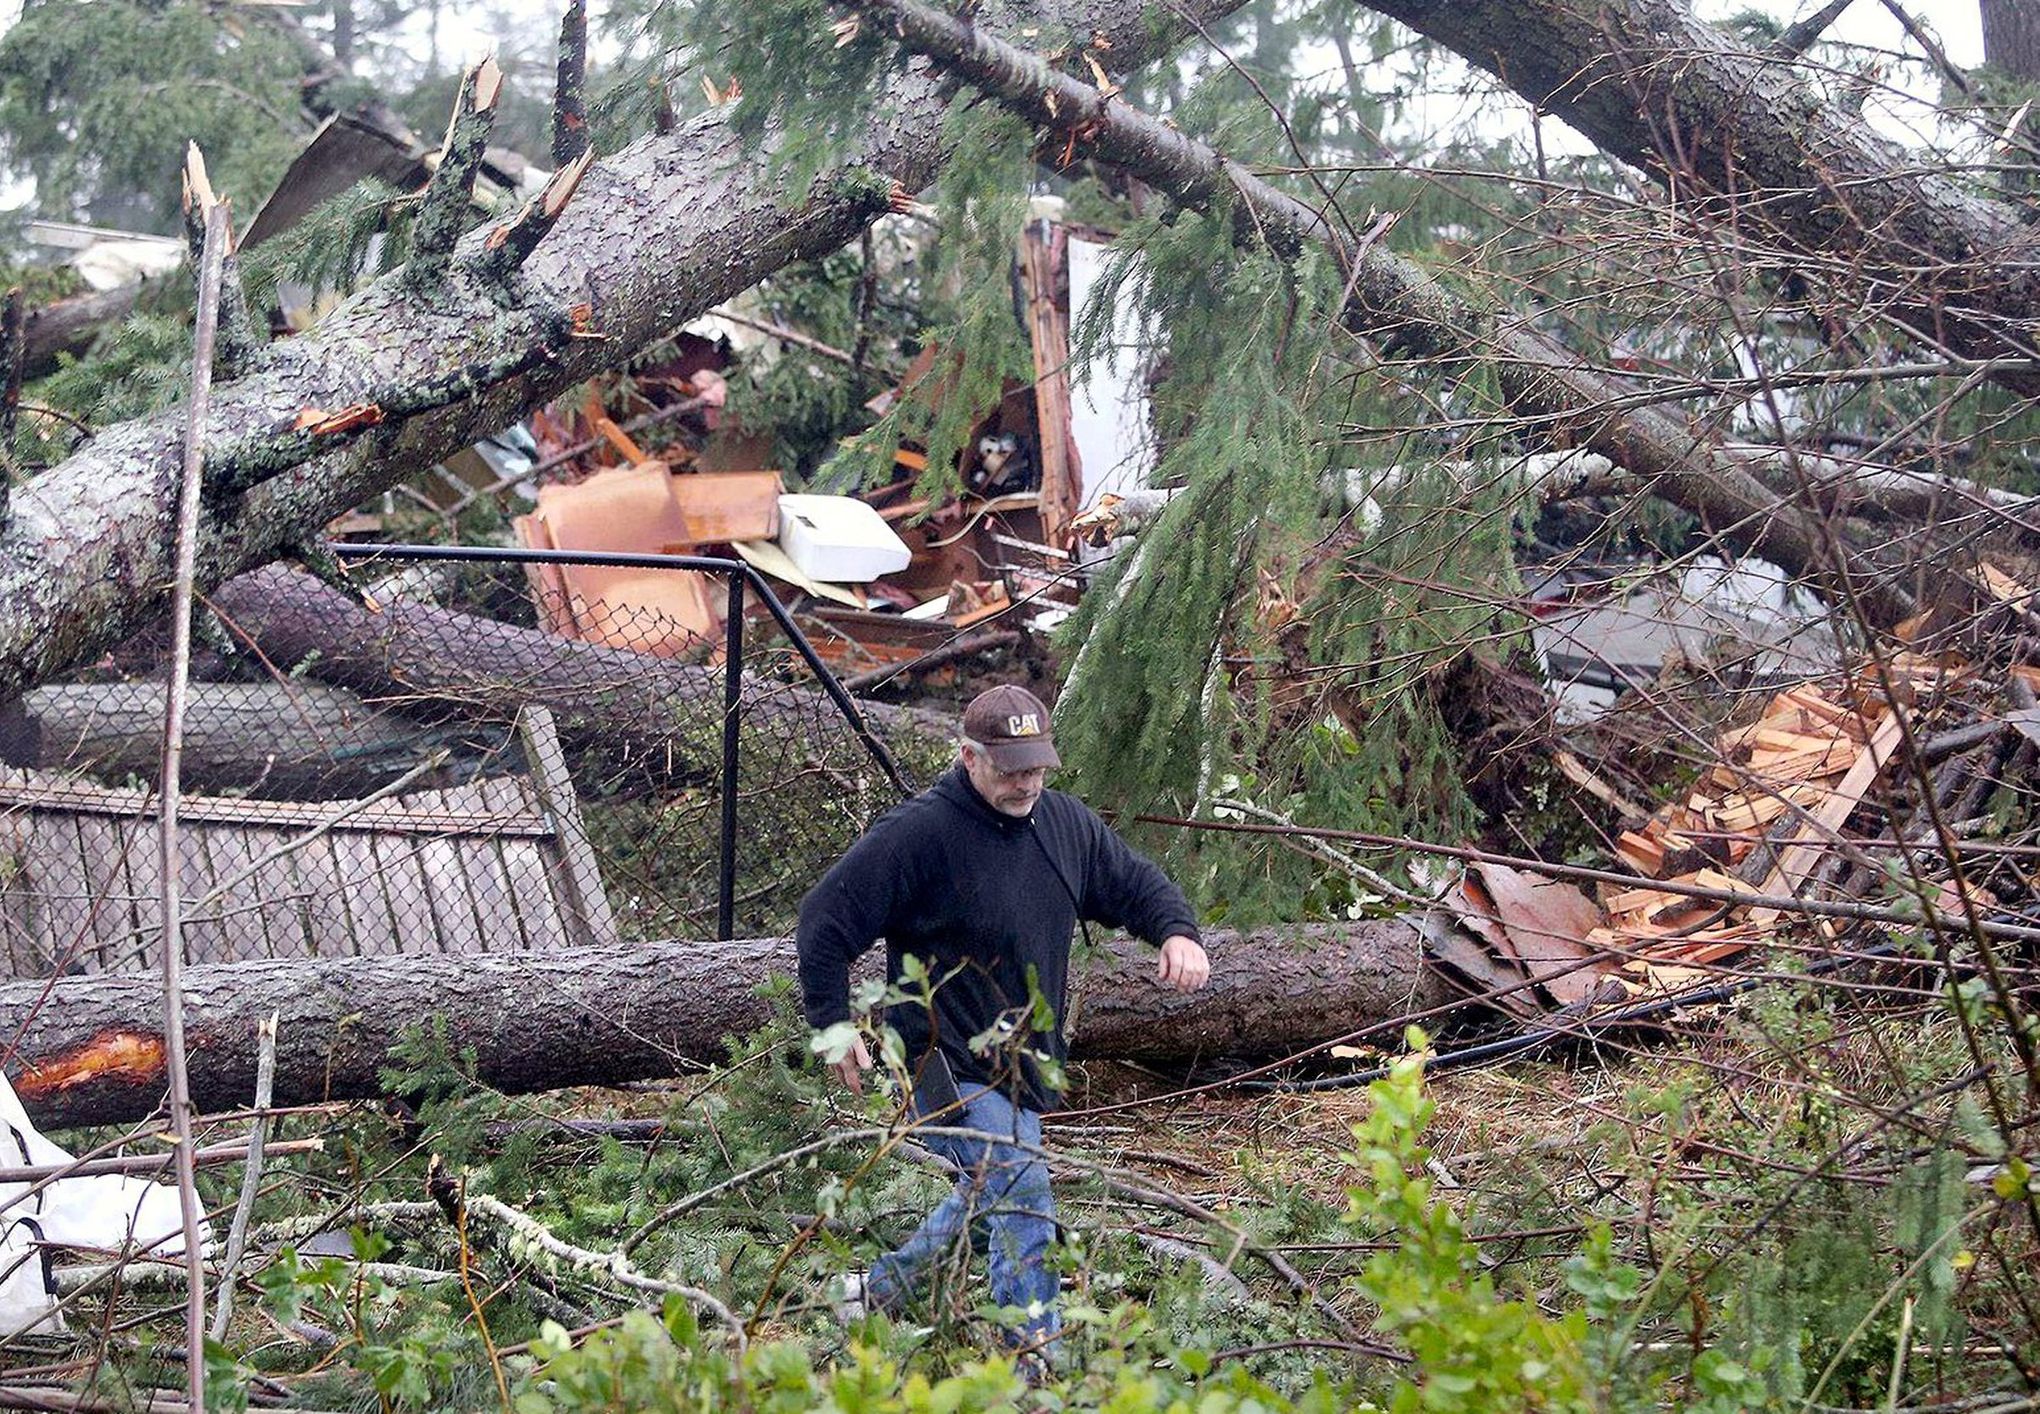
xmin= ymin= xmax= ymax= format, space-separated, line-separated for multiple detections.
xmin=796 ymin=683 xmax=1210 ymax=1352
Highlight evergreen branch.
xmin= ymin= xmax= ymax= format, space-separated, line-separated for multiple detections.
xmin=850 ymin=0 xmax=1913 ymax=622
xmin=427 ymin=1160 xmax=745 ymax=1349
xmin=552 ymin=0 xmax=590 ymax=167
xmin=179 ymin=148 xmax=263 ymax=382
xmin=406 ymin=56 xmax=504 ymax=286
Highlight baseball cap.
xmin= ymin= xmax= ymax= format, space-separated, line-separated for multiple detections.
xmin=962 ymin=684 xmax=1061 ymax=772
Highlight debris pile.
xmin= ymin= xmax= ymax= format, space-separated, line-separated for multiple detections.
xmin=1435 ymin=654 xmax=2027 ymax=1015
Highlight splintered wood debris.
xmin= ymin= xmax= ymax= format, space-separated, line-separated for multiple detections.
xmin=1433 ymin=654 xmax=2012 ymax=1016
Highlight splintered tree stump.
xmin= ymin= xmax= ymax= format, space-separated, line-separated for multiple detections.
xmin=0 ymin=923 xmax=1444 ymax=1129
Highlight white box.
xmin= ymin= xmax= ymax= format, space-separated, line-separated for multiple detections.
xmin=775 ymin=494 xmax=912 ymax=582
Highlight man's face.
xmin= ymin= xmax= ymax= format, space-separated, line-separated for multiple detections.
xmin=962 ymin=742 xmax=1048 ymax=817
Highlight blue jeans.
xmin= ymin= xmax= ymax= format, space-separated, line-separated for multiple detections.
xmin=867 ymin=1082 xmax=1060 ymax=1347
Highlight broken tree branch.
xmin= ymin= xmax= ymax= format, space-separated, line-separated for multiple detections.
xmin=552 ymin=0 xmax=590 ymax=167
xmin=476 ymin=144 xmax=596 ymax=282
xmin=207 ymin=1013 xmax=276 ymax=1340
xmin=1361 ymin=0 xmax=2040 ymax=394
xmin=160 ymin=174 xmax=228 ymax=1408
xmin=1772 ymin=0 xmax=1857 ymax=56
xmin=178 ymin=149 xmax=260 ymax=382
xmin=407 ymin=56 xmax=505 ymax=287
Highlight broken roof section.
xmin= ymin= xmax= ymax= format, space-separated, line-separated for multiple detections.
xmin=478 ymin=215 xmax=1151 ymax=684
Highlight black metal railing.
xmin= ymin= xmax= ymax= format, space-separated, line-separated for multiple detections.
xmin=329 ymin=542 xmax=912 ymax=941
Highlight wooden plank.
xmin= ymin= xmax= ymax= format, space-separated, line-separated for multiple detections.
xmin=519 ymin=707 xmax=619 ymax=947
xmin=195 ymin=825 xmax=270 ymax=963
xmin=0 ymin=809 xmax=51 ymax=977
xmin=288 ymin=833 xmax=360 ymax=959
xmin=481 ymin=775 xmax=564 ymax=950
xmin=670 ymin=470 xmax=783 ymax=544
xmin=27 ymin=811 xmax=96 ymax=973
xmin=0 ymin=769 xmax=549 ymax=835
xmin=1614 ymin=830 xmax=1664 ymax=876
xmin=419 ymin=835 xmax=486 ymax=954
xmin=247 ymin=825 xmax=320 ymax=961
xmin=224 ymin=824 xmax=290 ymax=962
xmin=462 ymin=780 xmax=532 ymax=950
xmin=369 ymin=834 xmax=441 ymax=953
xmin=1749 ymin=709 xmax=1910 ymax=931
xmin=69 ymin=812 xmax=133 ymax=971
xmin=112 ymin=812 xmax=161 ymax=972
xmin=457 ymin=836 xmax=524 ymax=952
xmin=169 ymin=825 xmax=228 ymax=967
xmin=497 ymin=839 xmax=565 ymax=950
xmin=329 ymin=829 xmax=401 ymax=957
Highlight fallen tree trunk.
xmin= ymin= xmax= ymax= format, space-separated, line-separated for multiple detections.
xmin=0 ymin=679 xmax=464 ymax=799
xmin=865 ymin=0 xmax=1912 ymax=621
xmin=20 ymin=285 xmax=143 ymax=380
xmin=1361 ymin=0 xmax=2040 ymax=396
xmin=0 ymin=923 xmax=1445 ymax=1129
xmin=207 ymin=566 xmax=954 ymax=782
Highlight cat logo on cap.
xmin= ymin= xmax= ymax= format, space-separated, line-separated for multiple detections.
xmin=1007 ymin=713 xmax=1042 ymax=736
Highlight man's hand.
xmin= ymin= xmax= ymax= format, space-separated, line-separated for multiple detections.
xmin=1157 ymin=934 xmax=1211 ymax=992
xmin=834 ymin=1033 xmax=873 ymax=1095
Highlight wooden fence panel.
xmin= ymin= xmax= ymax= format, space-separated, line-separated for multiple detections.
xmin=0 ymin=761 xmax=614 ymax=978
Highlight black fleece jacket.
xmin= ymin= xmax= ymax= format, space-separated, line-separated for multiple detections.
xmin=796 ymin=764 xmax=1201 ymax=1112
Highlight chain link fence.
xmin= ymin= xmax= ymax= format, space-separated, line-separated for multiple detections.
xmin=0 ymin=547 xmax=948 ymax=978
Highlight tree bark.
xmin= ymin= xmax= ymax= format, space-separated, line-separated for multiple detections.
xmin=0 ymin=680 xmax=459 ymax=799
xmin=207 ymin=566 xmax=954 ymax=783
xmin=1984 ymin=0 xmax=2040 ymax=80
xmin=0 ymin=922 xmax=1446 ymax=1129
xmin=1360 ymin=0 xmax=2040 ymax=394
xmin=0 ymin=0 xmax=1241 ymax=707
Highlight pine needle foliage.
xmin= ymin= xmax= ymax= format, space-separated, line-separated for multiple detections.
xmin=812 ymin=99 xmax=1035 ymax=501
xmin=1052 ymin=198 xmax=1493 ymax=919
xmin=0 ymin=0 xmax=306 ymax=234
xmin=34 ymin=310 xmax=198 ymax=426
xmin=238 ymin=178 xmax=418 ymax=316
xmin=663 ymin=0 xmax=898 ymax=196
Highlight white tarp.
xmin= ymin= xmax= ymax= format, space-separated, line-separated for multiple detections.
xmin=1 ymin=1071 xmax=206 ymax=1335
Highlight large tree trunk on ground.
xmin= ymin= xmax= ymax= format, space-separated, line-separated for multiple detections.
xmin=0 ymin=923 xmax=1445 ymax=1129
xmin=0 ymin=0 xmax=1234 ymax=706
xmin=1361 ymin=0 xmax=2040 ymax=393
xmin=208 ymin=567 xmax=954 ymax=782
xmin=0 ymin=680 xmax=463 ymax=798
